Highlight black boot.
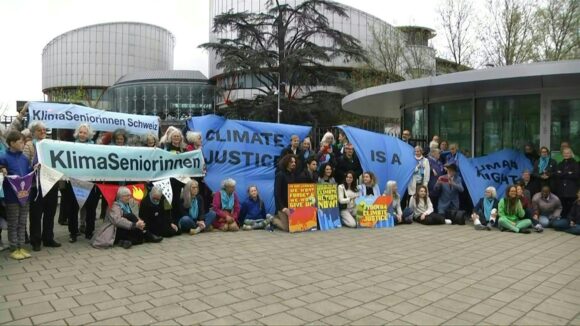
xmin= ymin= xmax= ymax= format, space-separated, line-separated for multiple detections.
xmin=144 ymin=232 xmax=163 ymax=243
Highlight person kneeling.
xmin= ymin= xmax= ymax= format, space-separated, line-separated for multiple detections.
xmin=92 ymin=187 xmax=162 ymax=249
xmin=212 ymin=178 xmax=240 ymax=232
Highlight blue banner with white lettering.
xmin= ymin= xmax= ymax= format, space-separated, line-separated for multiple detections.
xmin=187 ymin=115 xmax=311 ymax=214
xmin=340 ymin=126 xmax=415 ymax=194
xmin=28 ymin=102 xmax=160 ymax=135
xmin=458 ymin=149 xmax=533 ymax=206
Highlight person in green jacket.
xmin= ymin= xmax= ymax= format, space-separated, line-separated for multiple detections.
xmin=498 ymin=185 xmax=532 ymax=234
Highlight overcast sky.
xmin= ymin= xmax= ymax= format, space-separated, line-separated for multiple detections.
xmin=0 ymin=0 xmax=444 ymax=114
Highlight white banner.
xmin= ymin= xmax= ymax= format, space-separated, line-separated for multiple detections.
xmin=152 ymin=178 xmax=173 ymax=204
xmin=39 ymin=165 xmax=64 ymax=197
xmin=70 ymin=178 xmax=95 ymax=209
xmin=28 ymin=102 xmax=159 ymax=135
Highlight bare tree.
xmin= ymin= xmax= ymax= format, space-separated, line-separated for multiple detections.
xmin=367 ymin=24 xmax=406 ymax=78
xmin=480 ymin=0 xmax=538 ymax=66
xmin=535 ymin=0 xmax=580 ymax=61
xmin=401 ymin=30 xmax=436 ymax=79
xmin=438 ymin=0 xmax=475 ymax=66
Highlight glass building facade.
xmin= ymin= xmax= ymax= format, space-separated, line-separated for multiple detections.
xmin=551 ymin=99 xmax=580 ymax=155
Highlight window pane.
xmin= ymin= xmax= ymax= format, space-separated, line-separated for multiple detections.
xmin=551 ymin=99 xmax=580 ymax=156
xmin=429 ymin=100 xmax=472 ymax=155
xmin=403 ymin=106 xmax=426 ymax=141
xmin=475 ymin=95 xmax=540 ymax=156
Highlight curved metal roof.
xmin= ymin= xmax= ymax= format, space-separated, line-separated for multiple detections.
xmin=114 ymin=70 xmax=208 ymax=85
xmin=342 ymin=60 xmax=580 ymax=118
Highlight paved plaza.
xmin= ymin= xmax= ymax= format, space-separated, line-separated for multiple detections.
xmin=1 ymin=222 xmax=580 ymax=325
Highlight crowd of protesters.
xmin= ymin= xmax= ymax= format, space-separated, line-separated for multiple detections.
xmin=0 ymin=105 xmax=578 ymax=260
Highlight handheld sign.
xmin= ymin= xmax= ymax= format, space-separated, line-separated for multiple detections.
xmin=287 ymin=183 xmax=317 ymax=233
xmin=355 ymin=195 xmax=394 ymax=228
xmin=316 ymin=184 xmax=340 ymax=231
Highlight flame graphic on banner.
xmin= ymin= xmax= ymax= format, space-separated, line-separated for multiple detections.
xmin=132 ymin=186 xmax=144 ymax=201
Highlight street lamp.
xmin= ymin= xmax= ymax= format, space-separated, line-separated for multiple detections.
xmin=277 ymin=73 xmax=285 ymax=124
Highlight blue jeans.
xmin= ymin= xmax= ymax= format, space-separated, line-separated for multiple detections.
xmin=179 ymin=210 xmax=217 ymax=232
xmin=553 ymin=218 xmax=580 ymax=235
xmin=539 ymin=215 xmax=559 ymax=228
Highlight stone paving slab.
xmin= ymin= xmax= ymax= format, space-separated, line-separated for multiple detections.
xmin=1 ymin=221 xmax=580 ymax=325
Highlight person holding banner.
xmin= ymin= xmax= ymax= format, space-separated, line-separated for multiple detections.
xmin=338 ymin=171 xmax=359 ymax=228
xmin=212 ymin=178 xmax=241 ymax=231
xmin=409 ymin=185 xmax=446 ymax=225
xmin=498 ymin=185 xmax=533 ymax=234
xmin=178 ymin=179 xmax=213 ymax=234
xmin=553 ymin=189 xmax=580 ymax=235
xmin=318 ymin=163 xmax=336 ymax=184
xmin=240 ymin=186 xmax=273 ymax=230
xmin=0 ymin=131 xmax=33 ymax=260
xmin=272 ymin=154 xmax=298 ymax=232
xmin=25 ymin=121 xmax=61 ymax=251
xmin=111 ymin=128 xmax=128 ymax=146
xmin=471 ymin=186 xmax=499 ymax=230
xmin=142 ymin=132 xmax=159 ymax=148
xmin=161 ymin=128 xmax=188 ymax=221
xmin=384 ymin=180 xmax=413 ymax=225
xmin=554 ymin=148 xmax=579 ymax=218
xmin=359 ymin=172 xmax=380 ymax=197
xmin=92 ymin=187 xmax=160 ymax=249
xmin=67 ymin=123 xmax=100 ymax=243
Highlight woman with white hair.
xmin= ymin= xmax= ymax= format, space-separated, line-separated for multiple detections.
xmin=316 ymin=132 xmax=337 ymax=172
xmin=471 ymin=186 xmax=499 ymax=230
xmin=25 ymin=121 xmax=61 ymax=251
xmin=178 ymin=179 xmax=216 ymax=234
xmin=92 ymin=187 xmax=161 ymax=249
xmin=384 ymin=180 xmax=413 ymax=224
xmin=67 ymin=123 xmax=100 ymax=243
xmin=161 ymin=127 xmax=188 ymax=220
xmin=185 ymin=131 xmax=202 ymax=151
xmin=142 ymin=132 xmax=159 ymax=148
xmin=138 ymin=186 xmax=178 ymax=238
xmin=212 ymin=178 xmax=241 ymax=231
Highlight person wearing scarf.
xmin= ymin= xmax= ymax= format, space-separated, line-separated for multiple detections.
xmin=212 ymin=178 xmax=241 ymax=231
xmin=406 ymin=146 xmax=430 ymax=206
xmin=532 ymin=146 xmax=557 ymax=189
xmin=471 ymin=186 xmax=499 ymax=230
xmin=92 ymin=187 xmax=157 ymax=249
xmin=178 ymin=179 xmax=214 ymax=234
xmin=139 ymin=186 xmax=179 ymax=238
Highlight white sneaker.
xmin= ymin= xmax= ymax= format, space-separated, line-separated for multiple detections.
xmin=535 ymin=224 xmax=544 ymax=233
xmin=445 ymin=219 xmax=452 ymax=225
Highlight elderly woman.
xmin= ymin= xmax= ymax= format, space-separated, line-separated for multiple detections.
xmin=138 ymin=186 xmax=179 ymax=238
xmin=471 ymin=186 xmax=499 ymax=230
xmin=67 ymin=123 xmax=100 ymax=242
xmin=498 ymin=185 xmax=532 ymax=234
xmin=407 ymin=146 xmax=430 ymax=206
xmin=554 ymin=147 xmax=579 ymax=218
xmin=24 ymin=121 xmax=61 ymax=251
xmin=212 ymin=178 xmax=241 ymax=231
xmin=185 ymin=131 xmax=202 ymax=151
xmin=178 ymin=179 xmax=215 ymax=234
xmin=301 ymin=137 xmax=316 ymax=162
xmin=111 ymin=128 xmax=128 ymax=146
xmin=384 ymin=180 xmax=413 ymax=225
xmin=92 ymin=187 xmax=161 ymax=249
xmin=142 ymin=132 xmax=159 ymax=148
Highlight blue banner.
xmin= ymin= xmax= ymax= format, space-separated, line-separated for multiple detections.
xmin=28 ymin=102 xmax=160 ymax=135
xmin=458 ymin=149 xmax=533 ymax=205
xmin=316 ymin=184 xmax=341 ymax=231
xmin=340 ymin=126 xmax=415 ymax=194
xmin=36 ymin=139 xmax=204 ymax=181
xmin=187 ymin=115 xmax=311 ymax=214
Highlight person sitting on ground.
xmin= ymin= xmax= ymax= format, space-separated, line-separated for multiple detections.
xmin=92 ymin=187 xmax=162 ymax=249
xmin=384 ymin=180 xmax=413 ymax=225
xmin=471 ymin=186 xmax=499 ymax=231
xmin=240 ymin=185 xmax=273 ymax=230
xmin=553 ymin=189 xmax=580 ymax=235
xmin=212 ymin=178 xmax=240 ymax=232
xmin=409 ymin=185 xmax=446 ymax=225
xmin=179 ymin=179 xmax=215 ymax=234
xmin=498 ymin=185 xmax=532 ymax=234
xmin=272 ymin=154 xmax=298 ymax=232
xmin=531 ymin=185 xmax=562 ymax=229
xmin=434 ymin=163 xmax=464 ymax=215
xmin=318 ymin=163 xmax=336 ymax=184
xmin=139 ymin=186 xmax=180 ymax=238
xmin=338 ymin=171 xmax=359 ymax=228
xmin=359 ymin=171 xmax=380 ymax=197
